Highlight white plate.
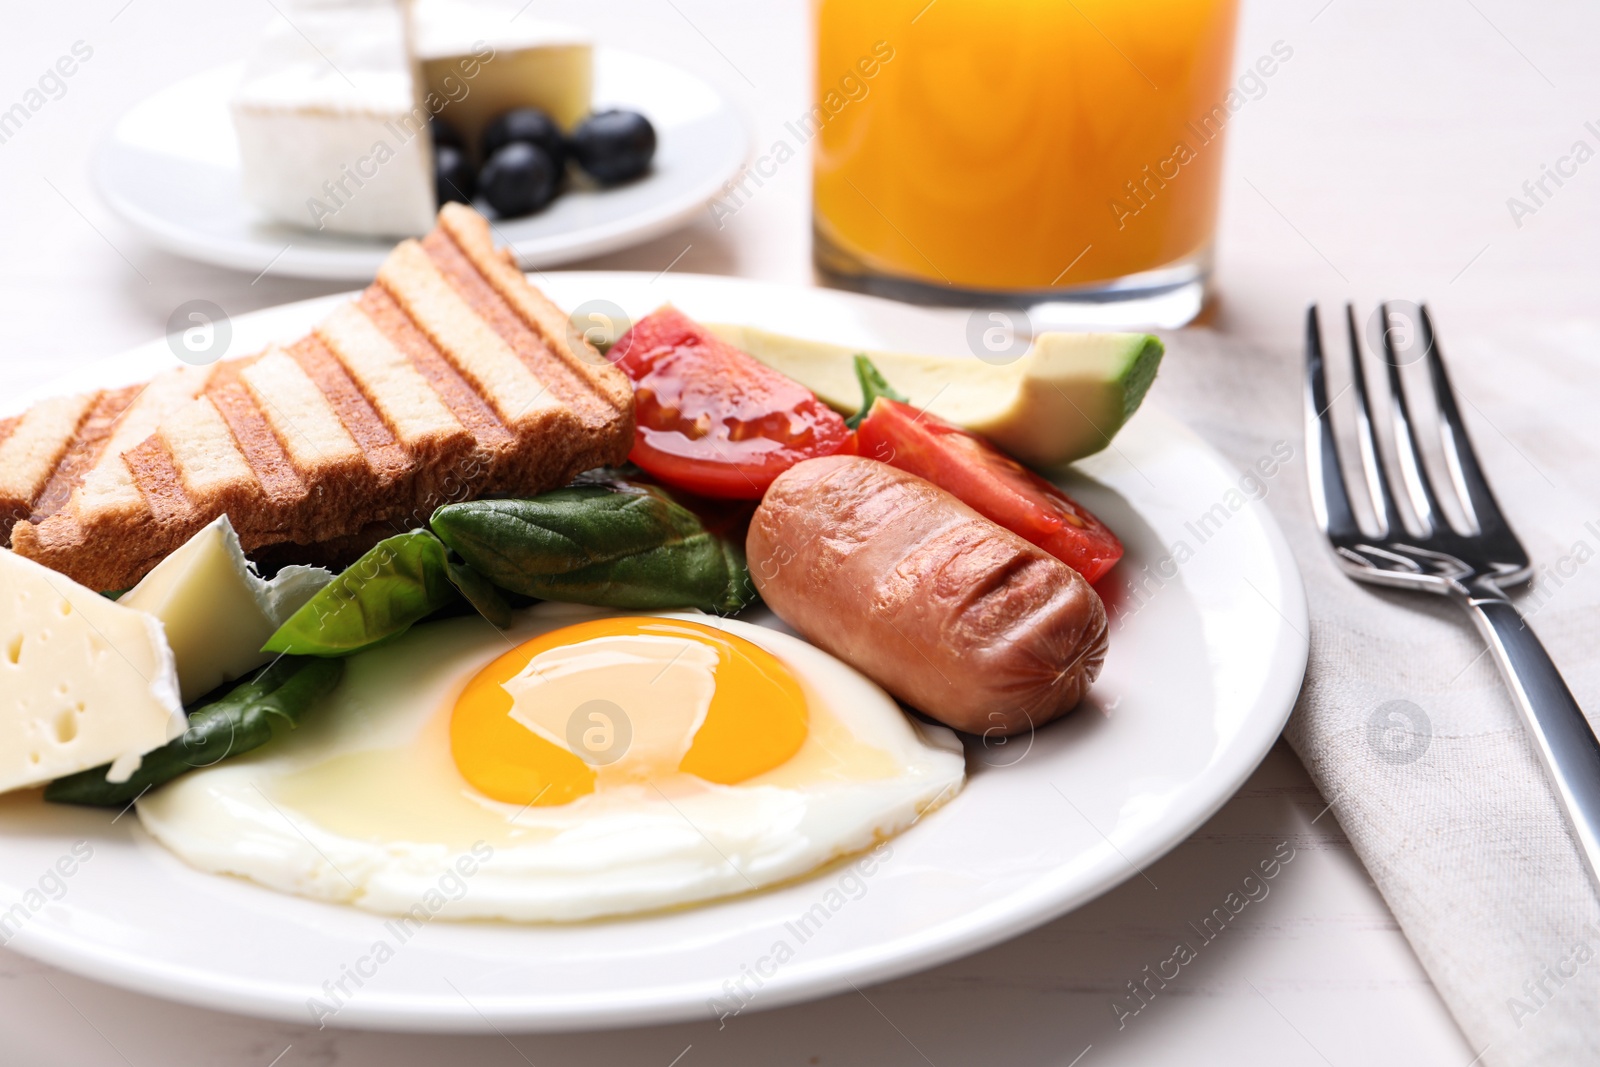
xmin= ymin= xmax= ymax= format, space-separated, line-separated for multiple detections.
xmin=0 ymin=275 xmax=1308 ymax=1032
xmin=92 ymin=52 xmax=750 ymax=281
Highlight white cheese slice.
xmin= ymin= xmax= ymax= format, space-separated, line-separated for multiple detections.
xmin=230 ymin=0 xmax=594 ymax=238
xmin=121 ymin=517 xmax=331 ymax=705
xmin=412 ymin=2 xmax=593 ymax=145
xmin=231 ymin=1 xmax=436 ymax=237
xmin=0 ymin=549 xmax=186 ymax=795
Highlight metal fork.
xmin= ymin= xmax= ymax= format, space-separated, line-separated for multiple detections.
xmin=1306 ymin=302 xmax=1600 ymax=890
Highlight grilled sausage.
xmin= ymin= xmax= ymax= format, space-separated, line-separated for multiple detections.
xmin=748 ymin=456 xmax=1107 ymax=736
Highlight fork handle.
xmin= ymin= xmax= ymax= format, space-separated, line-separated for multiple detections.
xmin=1463 ymin=580 xmax=1600 ymax=888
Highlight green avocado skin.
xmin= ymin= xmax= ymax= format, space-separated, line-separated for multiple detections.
xmin=977 ymin=331 xmax=1165 ymax=470
xmin=1118 ymin=335 xmax=1165 ymax=423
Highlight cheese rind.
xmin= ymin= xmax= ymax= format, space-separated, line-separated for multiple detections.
xmin=121 ymin=517 xmax=332 ymax=704
xmin=0 ymin=549 xmax=185 ymax=795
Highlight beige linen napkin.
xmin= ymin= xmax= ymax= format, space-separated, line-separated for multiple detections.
xmin=1149 ymin=323 xmax=1600 ymax=1066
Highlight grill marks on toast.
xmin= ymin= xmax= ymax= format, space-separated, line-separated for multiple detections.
xmin=314 ymin=301 xmax=480 ymax=526
xmin=240 ymin=347 xmax=366 ymax=487
xmin=316 ymin=302 xmax=471 ymax=465
xmin=6 ymin=205 xmax=633 ymax=590
xmin=421 ymin=230 xmax=611 ymax=428
xmin=28 ymin=385 xmax=142 ymax=523
xmin=434 ymin=206 xmax=633 ymax=432
xmin=11 ymin=370 xmax=218 ymax=585
xmin=204 ymin=367 xmax=310 ymax=531
xmin=378 ymin=240 xmax=558 ymax=432
xmin=0 ymin=392 xmax=96 ymax=540
xmin=155 ymin=395 xmax=261 ymax=522
xmin=78 ymin=366 xmax=217 ymax=515
xmin=288 ymin=335 xmax=410 ymax=487
xmin=353 ymin=283 xmax=532 ymax=521
xmin=121 ymin=434 xmax=189 ymax=526
xmin=356 ymin=285 xmax=515 ymax=457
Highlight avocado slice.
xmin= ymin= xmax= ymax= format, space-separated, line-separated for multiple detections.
xmin=708 ymin=324 xmax=1163 ymax=469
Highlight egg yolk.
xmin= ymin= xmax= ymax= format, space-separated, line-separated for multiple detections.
xmin=450 ymin=618 xmax=809 ymax=806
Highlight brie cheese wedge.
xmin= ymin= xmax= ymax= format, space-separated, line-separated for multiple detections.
xmin=232 ymin=0 xmax=436 ymax=237
xmin=412 ymin=1 xmax=593 ymax=146
xmin=230 ymin=0 xmax=596 ymax=238
xmin=0 ymin=549 xmax=186 ymax=794
xmin=121 ymin=517 xmax=332 ymax=704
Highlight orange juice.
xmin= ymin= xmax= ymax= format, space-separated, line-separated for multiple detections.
xmin=814 ymin=0 xmax=1241 ymax=295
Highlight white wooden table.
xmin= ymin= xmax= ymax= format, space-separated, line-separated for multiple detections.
xmin=5 ymin=0 xmax=1595 ymax=1062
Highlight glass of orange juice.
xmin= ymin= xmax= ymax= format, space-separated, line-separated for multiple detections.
xmin=813 ymin=0 xmax=1241 ymax=326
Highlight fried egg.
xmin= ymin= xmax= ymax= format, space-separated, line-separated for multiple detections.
xmin=136 ymin=606 xmax=966 ymax=921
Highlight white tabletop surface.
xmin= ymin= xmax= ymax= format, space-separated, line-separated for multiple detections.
xmin=4 ymin=0 xmax=1596 ymax=1063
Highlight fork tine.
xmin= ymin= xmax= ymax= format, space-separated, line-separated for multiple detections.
xmin=1344 ymin=304 xmax=1404 ymax=538
xmin=1418 ymin=304 xmax=1518 ymax=545
xmin=1304 ymin=306 xmax=1360 ymax=541
xmin=1378 ymin=302 xmax=1446 ymax=536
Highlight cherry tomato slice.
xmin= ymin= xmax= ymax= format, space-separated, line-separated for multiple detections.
xmin=609 ymin=308 xmax=852 ymax=499
xmin=856 ymin=398 xmax=1124 ymax=582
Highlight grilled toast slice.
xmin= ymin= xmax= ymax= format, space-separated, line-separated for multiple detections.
xmin=9 ymin=204 xmax=634 ymax=591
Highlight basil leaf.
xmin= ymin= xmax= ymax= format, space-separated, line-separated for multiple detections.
xmin=845 ymin=354 xmax=909 ymax=430
xmin=43 ymin=657 xmax=344 ymax=808
xmin=444 ymin=551 xmax=513 ymax=629
xmin=262 ymin=530 xmax=459 ymax=656
xmin=432 ymin=487 xmax=757 ymax=614
xmin=573 ymin=467 xmax=758 ymax=545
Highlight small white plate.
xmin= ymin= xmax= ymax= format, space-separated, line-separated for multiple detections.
xmin=0 ymin=276 xmax=1308 ymax=1032
xmin=92 ymin=52 xmax=750 ymax=281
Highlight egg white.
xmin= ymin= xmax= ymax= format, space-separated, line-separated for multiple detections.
xmin=135 ymin=605 xmax=967 ymax=922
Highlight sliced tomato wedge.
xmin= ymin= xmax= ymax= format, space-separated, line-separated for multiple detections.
xmin=609 ymin=308 xmax=852 ymax=499
xmin=856 ymin=398 xmax=1124 ymax=582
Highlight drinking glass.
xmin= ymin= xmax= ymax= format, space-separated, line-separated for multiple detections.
xmin=813 ymin=0 xmax=1242 ymax=327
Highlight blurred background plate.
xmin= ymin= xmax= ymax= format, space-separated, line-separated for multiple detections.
xmin=91 ymin=50 xmax=750 ymax=281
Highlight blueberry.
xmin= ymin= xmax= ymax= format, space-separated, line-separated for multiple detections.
xmin=478 ymin=142 xmax=559 ymax=218
xmin=481 ymin=108 xmax=567 ymax=172
xmin=569 ymin=110 xmax=656 ymax=185
xmin=435 ymin=144 xmax=476 ymax=205
xmin=431 ymin=116 xmax=465 ymax=151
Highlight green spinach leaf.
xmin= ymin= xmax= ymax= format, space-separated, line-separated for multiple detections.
xmin=44 ymin=656 xmax=344 ymax=808
xmin=432 ymin=486 xmax=756 ymax=614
